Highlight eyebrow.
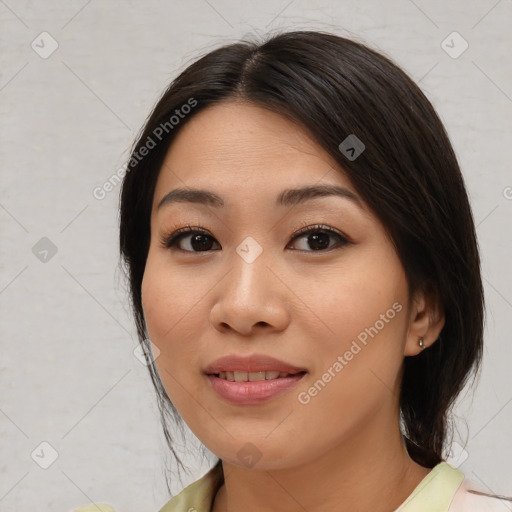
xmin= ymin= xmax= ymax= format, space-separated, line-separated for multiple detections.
xmin=157 ymin=184 xmax=363 ymax=211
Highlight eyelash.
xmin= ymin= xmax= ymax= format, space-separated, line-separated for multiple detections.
xmin=159 ymin=221 xmax=351 ymax=254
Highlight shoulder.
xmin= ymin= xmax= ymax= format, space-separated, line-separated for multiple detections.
xmin=448 ymin=476 xmax=512 ymax=512
xmin=396 ymin=462 xmax=510 ymax=512
xmin=70 ymin=461 xmax=224 ymax=512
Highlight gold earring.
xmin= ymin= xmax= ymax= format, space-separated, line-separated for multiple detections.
xmin=418 ymin=338 xmax=425 ymax=349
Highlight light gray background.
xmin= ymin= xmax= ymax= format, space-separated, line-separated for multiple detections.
xmin=1 ymin=1 xmax=511 ymax=511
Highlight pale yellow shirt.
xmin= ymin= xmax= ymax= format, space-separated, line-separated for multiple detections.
xmin=74 ymin=460 xmax=510 ymax=512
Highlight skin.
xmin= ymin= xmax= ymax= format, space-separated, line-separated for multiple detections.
xmin=141 ymin=101 xmax=445 ymax=512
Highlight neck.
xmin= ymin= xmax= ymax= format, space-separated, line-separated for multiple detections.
xmin=212 ymin=410 xmax=432 ymax=512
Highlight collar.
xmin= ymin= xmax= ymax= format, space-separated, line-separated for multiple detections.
xmin=159 ymin=460 xmax=464 ymax=512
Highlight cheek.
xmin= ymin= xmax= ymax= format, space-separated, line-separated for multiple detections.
xmin=141 ymin=253 xmax=204 ymax=343
xmin=291 ymin=248 xmax=408 ymax=348
xmin=141 ymin=253 xmax=208 ymax=410
xmin=292 ymin=252 xmax=409 ymax=405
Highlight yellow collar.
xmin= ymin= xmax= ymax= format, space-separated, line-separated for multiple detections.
xmin=158 ymin=460 xmax=464 ymax=512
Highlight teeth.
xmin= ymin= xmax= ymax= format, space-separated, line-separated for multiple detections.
xmin=249 ymin=371 xmax=266 ymax=381
xmin=234 ymin=371 xmax=248 ymax=382
xmin=217 ymin=371 xmax=296 ymax=382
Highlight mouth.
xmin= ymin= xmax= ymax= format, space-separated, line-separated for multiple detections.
xmin=211 ymin=370 xmax=307 ymax=382
xmin=203 ymin=354 xmax=307 ymax=404
xmin=206 ymin=371 xmax=307 ymax=404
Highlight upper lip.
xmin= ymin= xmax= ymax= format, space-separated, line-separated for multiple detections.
xmin=204 ymin=354 xmax=307 ymax=375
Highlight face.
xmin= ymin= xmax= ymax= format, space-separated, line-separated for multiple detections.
xmin=141 ymin=101 xmax=419 ymax=470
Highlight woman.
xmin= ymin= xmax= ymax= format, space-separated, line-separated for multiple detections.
xmin=77 ymin=31 xmax=510 ymax=511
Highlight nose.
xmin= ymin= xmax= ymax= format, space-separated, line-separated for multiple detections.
xmin=209 ymin=244 xmax=291 ymax=336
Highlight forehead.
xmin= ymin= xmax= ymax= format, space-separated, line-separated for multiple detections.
xmin=153 ymin=101 xmax=356 ymax=202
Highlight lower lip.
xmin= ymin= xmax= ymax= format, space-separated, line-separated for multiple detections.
xmin=206 ymin=373 xmax=306 ymax=405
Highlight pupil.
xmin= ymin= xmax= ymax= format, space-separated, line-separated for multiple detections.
xmin=192 ymin=234 xmax=213 ymax=251
xmin=309 ymin=233 xmax=329 ymax=250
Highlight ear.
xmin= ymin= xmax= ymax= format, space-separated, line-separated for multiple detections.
xmin=404 ymin=288 xmax=445 ymax=356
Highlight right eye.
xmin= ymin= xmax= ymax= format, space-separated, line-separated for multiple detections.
xmin=160 ymin=226 xmax=221 ymax=252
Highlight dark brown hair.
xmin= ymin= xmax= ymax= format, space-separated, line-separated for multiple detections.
xmin=119 ymin=30 xmax=484 ymax=484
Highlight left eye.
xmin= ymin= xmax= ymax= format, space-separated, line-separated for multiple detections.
xmin=287 ymin=225 xmax=349 ymax=252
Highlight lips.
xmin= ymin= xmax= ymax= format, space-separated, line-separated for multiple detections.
xmin=203 ymin=354 xmax=307 ymax=376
